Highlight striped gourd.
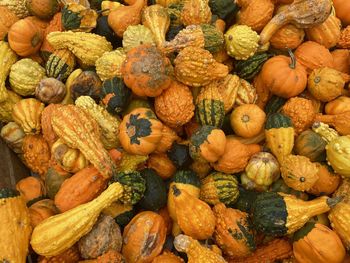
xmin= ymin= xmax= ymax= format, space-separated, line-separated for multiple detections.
xmin=46 ymin=49 xmax=76 ymax=81
xmin=235 ymin=52 xmax=272 ymax=80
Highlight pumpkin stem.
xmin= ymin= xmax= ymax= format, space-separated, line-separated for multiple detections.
xmin=287 ymin=49 xmax=296 ymax=70
xmin=172 ymin=185 xmax=181 ymax=197
xmin=326 ymin=196 xmax=343 ymax=208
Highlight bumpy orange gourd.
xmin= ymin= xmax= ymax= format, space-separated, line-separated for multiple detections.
xmin=147 ymin=153 xmax=176 ymax=179
xmin=0 ymin=6 xmax=18 ymax=41
xmin=37 ymin=246 xmax=81 ymax=263
xmin=181 ymin=0 xmax=211 ymax=26
xmin=41 ymin=104 xmax=62 ymax=148
xmin=153 ymin=251 xmax=184 ymax=263
xmin=270 ymin=24 xmax=305 ymax=50
xmin=338 ymin=26 xmax=350 ymax=48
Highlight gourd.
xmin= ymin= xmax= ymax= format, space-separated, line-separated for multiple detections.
xmin=235 ymin=79 xmax=258 ymax=106
xmin=208 ymin=0 xmax=238 ymax=21
xmin=147 ymin=153 xmax=177 ymax=179
xmin=189 ymin=125 xmax=226 ymax=163
xmin=31 ymin=182 xmax=124 ymax=257
xmin=157 ymin=124 xmax=180 ymax=154
xmin=8 ymin=18 xmax=44 ymax=56
xmin=61 ymin=3 xmax=98 ymax=32
xmin=325 ymin=96 xmax=350 ymax=115
xmin=100 ymin=1 xmax=123 ymax=15
xmin=78 ymin=214 xmax=122 ymax=259
xmin=0 ymin=90 xmax=21 ymax=123
xmin=308 ymin=163 xmax=340 ymax=196
xmin=122 ymin=25 xmax=155 ymax=52
xmin=119 ymin=108 xmax=164 ymax=155
xmin=122 ymin=211 xmax=166 ymax=263
xmin=70 ymin=71 xmax=102 ymax=102
xmin=294 ymin=130 xmax=326 ymax=162
xmin=260 ymin=49 xmax=307 ymax=99
xmin=216 ymin=74 xmax=240 ymax=113
xmin=107 ymin=0 xmax=146 ymax=37
xmin=155 ymin=81 xmax=194 ymax=128
xmin=245 ymin=152 xmax=280 ymax=188
xmin=328 ymin=202 xmax=350 ymax=250
xmin=293 ymin=222 xmax=346 ymax=263
xmin=280 ymin=155 xmax=319 ymax=192
xmin=102 ymin=201 xmax=135 ymax=229
xmin=121 ymin=44 xmax=173 ymax=97
xmin=142 ymin=4 xmax=170 ymax=48
xmin=9 ymin=58 xmax=46 ymax=97
xmin=294 ymin=41 xmax=334 ymax=74
xmin=40 ymin=104 xmax=61 ymax=148
xmin=36 ymin=78 xmax=66 ymax=104
xmin=237 ymin=0 xmax=274 ymax=32
xmin=259 ymin=0 xmax=332 ymax=44
xmin=116 ymin=152 xmax=148 ymax=173
xmin=93 ymin=15 xmax=121 ymax=48
xmin=153 ymin=251 xmax=184 ymax=263
xmin=230 ymin=104 xmax=266 ymax=138
xmin=16 ymin=176 xmax=46 ymax=204
xmin=22 ymin=135 xmax=51 ymax=178
xmin=200 ymin=172 xmax=239 ymax=205
xmin=40 ymin=12 xmax=63 ymax=60
xmin=224 ymin=25 xmax=259 ymax=60
xmin=47 ymin=31 xmax=113 ymax=66
xmin=305 ymin=15 xmax=341 ymax=49
xmin=51 ymin=105 xmax=117 ymax=179
xmin=174 ymin=46 xmax=229 ymax=87
xmin=332 ymin=0 xmax=350 ymax=25
xmin=95 ymin=49 xmax=126 ymax=82
xmin=29 ymin=199 xmax=58 ymax=228
xmin=213 ymin=203 xmax=256 ymax=258
xmin=46 ymin=49 xmax=76 ymax=81
xmin=181 ymin=0 xmax=211 ymax=26
xmin=0 ymin=41 xmax=18 ymax=102
xmin=0 ymin=6 xmax=18 ymax=41
xmin=0 ymin=188 xmax=32 ymax=263
xmin=270 ymin=24 xmax=305 ymax=50
xmin=45 ymin=166 xmax=71 ymax=199
xmin=265 ymin=113 xmax=294 ymax=162
xmin=37 ymin=246 xmax=81 ymax=263
xmin=253 ymin=73 xmax=270 ymax=109
xmin=331 ymin=50 xmax=350 ymax=75
xmin=174 ymin=234 xmax=227 ymax=263
xmin=315 ymin=111 xmax=350 ymax=135
xmin=0 ymin=122 xmax=25 ymax=155
xmin=281 ymin=97 xmax=316 ymax=134
xmin=251 ymin=192 xmax=341 ymax=236
xmin=26 ymin=0 xmax=59 ymax=19
xmin=234 ymin=52 xmax=272 ymax=80
xmin=338 ymin=26 xmax=350 ymax=49
xmin=212 ymin=137 xmax=261 ymax=174
xmin=75 ymin=96 xmax=120 ymax=149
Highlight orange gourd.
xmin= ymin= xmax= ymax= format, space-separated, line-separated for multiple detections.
xmin=147 ymin=153 xmax=176 ymax=179
xmin=16 ymin=176 xmax=46 ymax=204
xmin=153 ymin=251 xmax=184 ymax=263
xmin=41 ymin=104 xmax=62 ymax=148
xmin=325 ymin=96 xmax=350 ymax=115
xmin=270 ymin=24 xmax=305 ymax=50
xmin=315 ymin=111 xmax=350 ymax=135
xmin=29 ymin=199 xmax=57 ymax=227
xmin=0 ymin=6 xmax=19 ymax=41
xmin=40 ymin=12 xmax=63 ymax=59
xmin=308 ymin=163 xmax=341 ymax=196
xmin=331 ymin=49 xmax=350 ymax=74
xmin=332 ymin=0 xmax=350 ymax=25
xmin=338 ymin=26 xmax=350 ymax=49
xmin=155 ymin=125 xmax=179 ymax=153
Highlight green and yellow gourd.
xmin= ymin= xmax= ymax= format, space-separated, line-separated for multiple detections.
xmin=294 ymin=130 xmax=327 ymax=162
xmin=61 ymin=3 xmax=98 ymax=32
xmin=264 ymin=95 xmax=286 ymax=116
xmin=235 ymin=52 xmax=272 ymax=80
xmin=122 ymin=24 xmax=155 ymax=52
xmin=102 ymin=202 xmax=135 ymax=228
xmin=95 ymin=48 xmax=126 ymax=81
xmin=225 ymin=24 xmax=260 ymax=60
xmin=195 ymin=85 xmax=225 ymax=128
xmin=200 ymin=172 xmax=239 ymax=205
xmin=0 ymin=41 xmax=17 ymax=102
xmin=46 ymin=49 xmax=76 ymax=82
xmin=0 ymin=90 xmax=21 ymax=123
xmin=208 ymin=0 xmax=239 ymax=21
xmin=251 ymin=192 xmax=341 ymax=237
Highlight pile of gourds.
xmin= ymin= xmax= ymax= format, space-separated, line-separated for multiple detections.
xmin=1 ymin=0 xmax=350 ymax=262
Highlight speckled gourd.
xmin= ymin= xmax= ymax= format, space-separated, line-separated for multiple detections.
xmin=95 ymin=48 xmax=126 ymax=81
xmin=0 ymin=0 xmax=29 ymax=18
xmin=122 ymin=25 xmax=155 ymax=52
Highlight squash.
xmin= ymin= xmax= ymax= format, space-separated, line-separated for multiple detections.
xmin=0 ymin=90 xmax=21 ymax=123
xmin=0 ymin=122 xmax=25 ymax=155
xmin=270 ymin=179 xmax=309 ymax=202
xmin=40 ymin=12 xmax=63 ymax=60
xmin=40 ymin=104 xmax=61 ymax=148
xmin=122 ymin=211 xmax=166 ymax=263
xmin=338 ymin=26 xmax=350 ymax=49
xmin=45 ymin=166 xmax=71 ymax=199
xmin=259 ymin=0 xmax=332 ymax=44
xmin=235 ymin=79 xmax=258 ymax=106
xmin=208 ymin=0 xmax=238 ymax=21
xmin=294 ymin=130 xmax=326 ymax=162
xmin=147 ymin=152 xmax=176 ymax=179
xmin=0 ymin=41 xmax=18 ymax=103
xmin=237 ymin=0 xmax=274 ymax=32
xmin=212 ymin=137 xmax=261 ymax=174
xmin=281 ymin=97 xmax=316 ymax=134
xmin=0 ymin=6 xmax=19 ymax=41
xmin=38 ymin=246 xmax=81 ymax=263
xmin=46 ymin=49 xmax=76 ymax=82
xmin=75 ymin=96 xmax=120 ymax=149
xmin=138 ymin=168 xmax=167 ymax=211
xmin=95 ymin=49 xmax=125 ymax=82
xmin=325 ymin=96 xmax=350 ymax=115
xmin=308 ymin=163 xmax=340 ymax=196
xmin=230 ymin=104 xmax=266 ymax=138
xmin=307 ymin=67 xmax=345 ymax=103
xmin=200 ymin=172 xmax=239 ymax=206
xmin=329 ymin=201 xmax=350 ymax=250
xmin=215 ymin=74 xmax=240 ymax=113
xmin=102 ymin=202 xmax=135 ymax=229
xmin=167 ymin=142 xmax=192 ymax=169
xmin=270 ymin=24 xmax=305 ymax=50
xmin=100 ymin=1 xmax=123 ymax=15
xmin=234 ymin=52 xmax=272 ymax=80
xmin=153 ymin=251 xmax=184 ymax=263
xmin=121 ymin=44 xmax=173 ymax=97
xmin=251 ymin=192 xmax=341 ymax=236
xmin=62 ymin=68 xmax=81 ymax=105
xmin=70 ymin=71 xmax=102 ymax=102
xmin=26 ymin=0 xmax=59 ymax=20
xmin=172 ymin=185 xmax=216 ymax=240
xmin=315 ymin=111 xmax=350 ymax=135
xmin=260 ymin=49 xmax=307 ymax=99
xmin=35 ymin=78 xmax=66 ymax=104
xmin=213 ymin=203 xmax=256 ymax=257
xmin=331 ymin=49 xmax=350 ymax=75
xmin=253 ymin=73 xmax=270 ymax=109
xmin=264 ymin=95 xmax=286 ymax=116
xmin=0 ymin=0 xmax=29 ymax=18
xmin=78 ymin=214 xmax=122 ymax=259
xmin=0 ymin=188 xmax=32 ymax=263
xmin=8 ymin=17 xmax=44 ymax=56
xmin=155 ymin=81 xmax=194 ymax=128
xmin=31 ymin=182 xmax=124 ymax=257
xmin=174 ymin=46 xmax=229 ymax=87
xmin=293 ymin=222 xmax=346 ymax=263
xmin=305 ymin=15 xmax=341 ymax=49
xmin=155 ymin=125 xmax=179 ymax=153
xmin=265 ymin=113 xmax=294 ymax=162
xmin=122 ymin=24 xmax=155 ymax=52
xmin=224 ymin=25 xmax=260 ymax=60
xmin=51 ymin=105 xmax=117 ymax=179
xmin=16 ymin=176 xmax=46 ymax=204
xmin=189 ymin=125 xmax=226 ymax=163
xmin=10 ymin=58 xmax=46 ymax=97
xmin=174 ymin=234 xmax=227 ymax=263
xmin=119 ymin=108 xmax=164 ymax=155
xmin=333 ymin=0 xmax=350 ymax=24
xmin=116 ymin=152 xmax=148 ymax=173
xmin=107 ymin=0 xmax=146 ymax=37
xmin=245 ymin=152 xmax=280 ymax=188
xmin=181 ymin=0 xmax=211 ymax=26
xmin=29 ymin=199 xmax=57 ymax=228
xmin=294 ymin=41 xmax=334 ymax=74
xmin=93 ymin=15 xmax=121 ymax=48
xmin=47 ymin=31 xmax=113 ymax=66
xmin=61 ymin=3 xmax=98 ymax=32
xmin=280 ymin=155 xmax=319 ymax=192
xmin=22 ymin=135 xmax=51 ymax=178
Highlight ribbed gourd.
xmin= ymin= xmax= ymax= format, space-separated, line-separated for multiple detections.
xmin=46 ymin=49 xmax=76 ymax=81
xmin=122 ymin=25 xmax=155 ymax=52
xmin=61 ymin=3 xmax=98 ymax=32
xmin=329 ymin=201 xmax=350 ymax=250
xmin=225 ymin=25 xmax=260 ymax=60
xmin=0 ymin=90 xmax=21 ymax=123
xmin=0 ymin=0 xmax=29 ymax=18
xmin=0 ymin=41 xmax=17 ymax=102
xmin=75 ymin=96 xmax=120 ymax=149
xmin=235 ymin=52 xmax=272 ymax=80
xmin=0 ymin=122 xmax=25 ymax=154
xmin=95 ymin=48 xmax=126 ymax=81
xmin=9 ymin=58 xmax=46 ymax=97
xmin=47 ymin=31 xmax=113 ymax=66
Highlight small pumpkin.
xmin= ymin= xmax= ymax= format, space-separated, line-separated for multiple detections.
xmin=294 ymin=130 xmax=327 ymax=162
xmin=147 ymin=152 xmax=177 ymax=179
xmin=332 ymin=0 xmax=350 ymax=25
xmin=331 ymin=49 xmax=350 ymax=75
xmin=0 ymin=6 xmax=19 ymax=41
xmin=180 ymin=0 xmax=212 ymax=26
xmin=308 ymin=163 xmax=341 ymax=196
xmin=16 ymin=176 xmax=46 ymax=204
xmin=230 ymin=104 xmax=266 ymax=138
xmin=270 ymin=24 xmax=305 ymax=50
xmin=122 ymin=211 xmax=166 ymax=263
xmin=36 ymin=78 xmax=67 ymax=104
xmin=26 ymin=0 xmax=59 ymax=20
xmin=28 ymin=199 xmax=57 ymax=228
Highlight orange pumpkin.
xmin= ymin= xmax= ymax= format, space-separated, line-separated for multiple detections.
xmin=270 ymin=24 xmax=305 ymax=50
xmin=16 ymin=176 xmax=46 ymax=204
xmin=331 ymin=49 xmax=350 ymax=74
xmin=260 ymin=50 xmax=307 ymax=98
xmin=8 ymin=17 xmax=43 ymax=57
xmin=121 ymin=44 xmax=173 ymax=97
xmin=26 ymin=0 xmax=59 ymax=20
xmin=332 ymin=0 xmax=350 ymax=25
xmin=0 ymin=6 xmax=19 ymax=41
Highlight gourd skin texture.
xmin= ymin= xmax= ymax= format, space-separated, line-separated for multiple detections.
xmin=329 ymin=202 xmax=350 ymax=250
xmin=0 ymin=90 xmax=21 ymax=123
xmin=0 ymin=41 xmax=18 ymax=102
xmin=326 ymin=135 xmax=350 ymax=177
xmin=122 ymin=25 xmax=155 ymax=52
xmin=95 ymin=48 xmax=126 ymax=81
xmin=270 ymin=24 xmax=305 ymax=50
xmin=1 ymin=121 xmax=25 ymax=154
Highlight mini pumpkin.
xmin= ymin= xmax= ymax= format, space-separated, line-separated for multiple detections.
xmin=26 ymin=0 xmax=59 ymax=20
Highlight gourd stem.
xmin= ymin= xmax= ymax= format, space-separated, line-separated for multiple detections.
xmin=172 ymin=185 xmax=181 ymax=197
xmin=287 ymin=49 xmax=296 ymax=69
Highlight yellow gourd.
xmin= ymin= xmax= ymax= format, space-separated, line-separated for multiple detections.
xmin=0 ymin=41 xmax=17 ymax=102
